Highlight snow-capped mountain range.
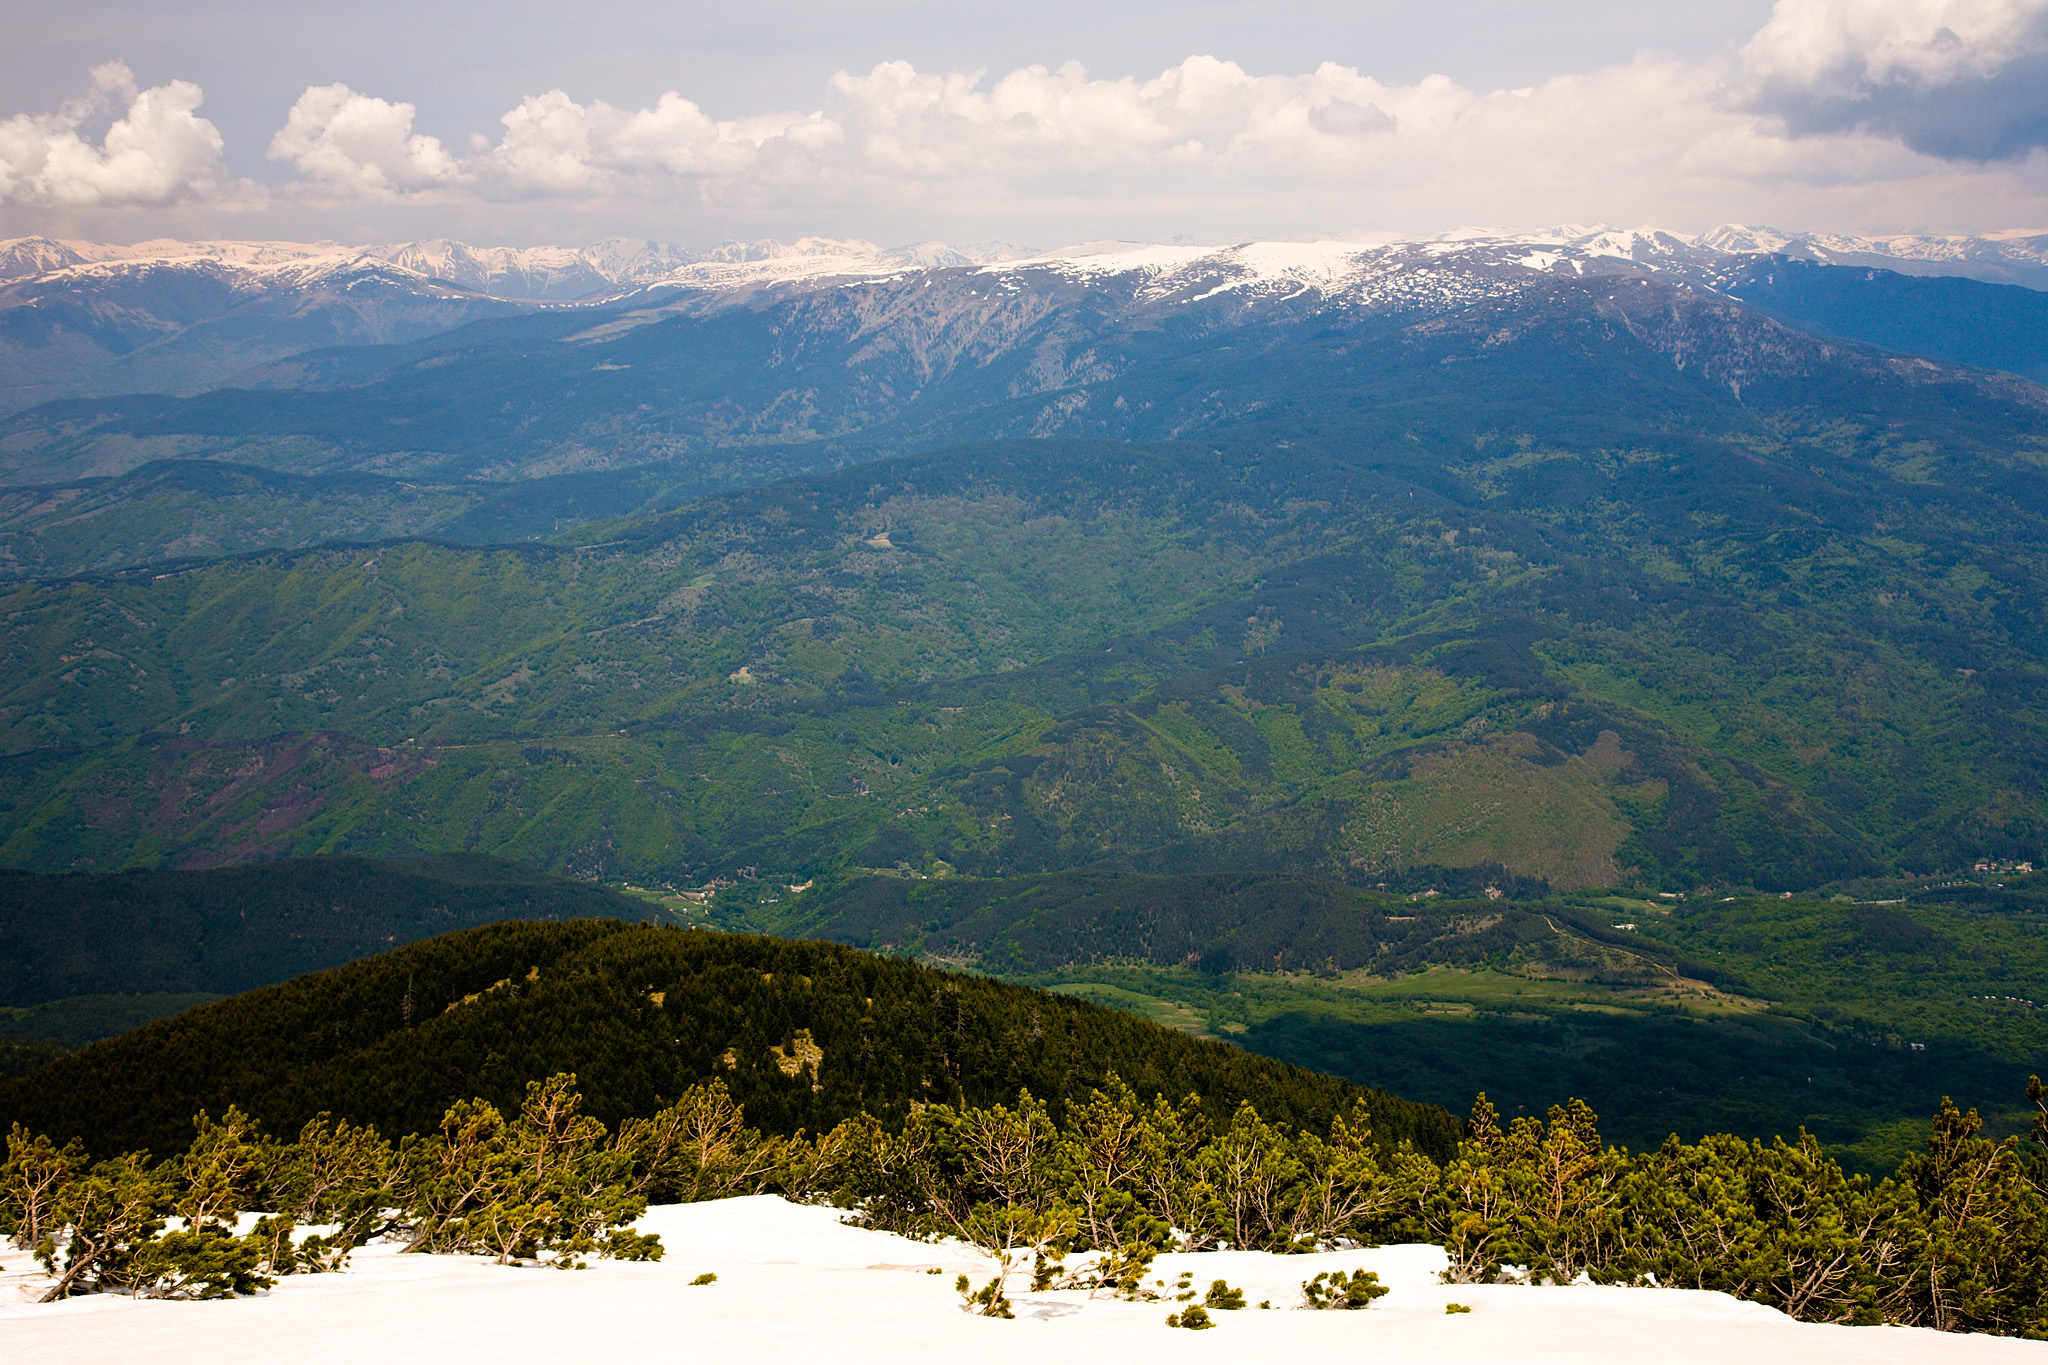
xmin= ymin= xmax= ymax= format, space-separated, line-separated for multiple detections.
xmin=0 ymin=234 xmax=1033 ymax=302
xmin=3 ymin=224 xmax=2046 ymax=304
xmin=2 ymin=221 xmax=2045 ymax=437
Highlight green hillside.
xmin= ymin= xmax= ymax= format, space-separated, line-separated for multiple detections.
xmin=0 ymin=919 xmax=1459 ymax=1162
xmin=0 ymin=358 xmax=2041 ymax=892
xmin=735 ymin=869 xmax=2048 ymax=1170
xmin=0 ymin=458 xmax=808 ymax=579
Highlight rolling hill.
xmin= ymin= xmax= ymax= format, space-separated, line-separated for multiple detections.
xmin=0 ymin=918 xmax=1458 ymax=1161
xmin=0 ymin=272 xmax=2041 ymax=892
xmin=0 ymin=852 xmax=667 ymax=1068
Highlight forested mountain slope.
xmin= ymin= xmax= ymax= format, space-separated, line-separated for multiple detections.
xmin=0 ymin=457 xmax=799 ymax=579
xmin=5 ymin=235 xmax=2047 ymax=489
xmin=0 ymin=852 xmax=665 ymax=1074
xmin=0 ymin=852 xmax=658 ymax=1009
xmin=0 ymin=270 xmax=2041 ymax=892
xmin=0 ymin=920 xmax=1457 ymax=1162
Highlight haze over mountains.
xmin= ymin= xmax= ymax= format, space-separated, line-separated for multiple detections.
xmin=4 ymin=223 xmax=2047 ymax=430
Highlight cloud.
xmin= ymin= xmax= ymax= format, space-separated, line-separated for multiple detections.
xmin=269 ymin=85 xmax=461 ymax=196
xmin=270 ymin=82 xmax=818 ymax=199
xmin=1737 ymin=0 xmax=2048 ymax=159
xmin=8 ymin=0 xmax=2047 ymax=239
xmin=260 ymin=8 xmax=2047 ymax=233
xmin=265 ymin=46 xmax=1965 ymax=237
xmin=0 ymin=62 xmax=228 ymax=206
xmin=263 ymin=57 xmax=1513 ymax=208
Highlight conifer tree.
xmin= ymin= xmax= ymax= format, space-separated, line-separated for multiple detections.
xmin=126 ymin=1225 xmax=273 ymax=1299
xmin=956 ymin=1272 xmax=1014 ymax=1317
xmin=35 ymin=1154 xmax=169 ymax=1301
xmin=615 ymin=1079 xmax=781 ymax=1202
xmin=1885 ymin=1098 xmax=2048 ymax=1336
xmin=268 ymin=1113 xmax=397 ymax=1270
xmin=1744 ymin=1130 xmax=1900 ymax=1323
xmin=1507 ymin=1097 xmax=1630 ymax=1283
xmin=395 ymin=1095 xmax=510 ymax=1254
xmin=1131 ymin=1093 xmax=1217 ymax=1248
xmin=1421 ymin=1094 xmax=1519 ymax=1283
xmin=1287 ymin=1099 xmax=1431 ymax=1248
xmin=1057 ymin=1076 xmax=1150 ymax=1250
xmin=1203 ymin=1101 xmax=1301 ymax=1251
xmin=178 ymin=1106 xmax=270 ymax=1232
xmin=3 ymin=1123 xmax=83 ymax=1253
xmin=1300 ymin=1268 xmax=1388 ymax=1309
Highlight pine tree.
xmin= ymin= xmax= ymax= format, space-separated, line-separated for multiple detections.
xmin=394 ymin=1095 xmax=509 ymax=1254
xmin=1287 ymin=1099 xmax=1431 ymax=1248
xmin=1885 ymin=1098 xmax=2048 ymax=1336
xmin=127 ymin=1226 xmax=273 ymax=1299
xmin=1421 ymin=1094 xmax=1518 ymax=1283
xmin=268 ymin=1113 xmax=396 ymax=1270
xmin=1056 ymin=1076 xmax=1150 ymax=1250
xmin=177 ymin=1106 xmax=269 ymax=1233
xmin=956 ymin=1272 xmax=1014 ymax=1317
xmin=35 ymin=1154 xmax=169 ymax=1301
xmin=1300 ymin=1269 xmax=1388 ymax=1309
xmin=1203 ymin=1101 xmax=1301 ymax=1251
xmin=2 ymin=1123 xmax=83 ymax=1253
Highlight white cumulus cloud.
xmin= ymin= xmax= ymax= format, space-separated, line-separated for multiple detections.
xmin=271 ymin=82 xmax=819 ymax=200
xmin=0 ymin=62 xmax=228 ymax=207
xmin=261 ymin=42 xmax=2008 ymax=238
xmin=1738 ymin=0 xmax=2048 ymax=159
xmin=262 ymin=57 xmax=1462 ymax=209
xmin=268 ymin=85 xmax=462 ymax=197
xmin=8 ymin=0 xmax=2048 ymax=240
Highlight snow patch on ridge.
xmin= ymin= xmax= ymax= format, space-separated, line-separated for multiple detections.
xmin=3 ymin=223 xmax=2046 ymax=319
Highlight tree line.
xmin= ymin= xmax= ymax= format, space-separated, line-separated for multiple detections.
xmin=5 ymin=1071 xmax=2045 ymax=1338
xmin=0 ymin=921 xmax=1457 ymax=1163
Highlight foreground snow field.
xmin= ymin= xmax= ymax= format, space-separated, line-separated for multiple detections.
xmin=2 ymin=1196 xmax=2042 ymax=1363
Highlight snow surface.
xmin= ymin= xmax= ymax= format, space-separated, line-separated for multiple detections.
xmin=2 ymin=1195 xmax=2040 ymax=1363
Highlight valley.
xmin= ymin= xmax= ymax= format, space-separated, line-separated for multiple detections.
xmin=0 ymin=226 xmax=2044 ymax=1189
xmin=722 ymin=868 xmax=2048 ymax=1169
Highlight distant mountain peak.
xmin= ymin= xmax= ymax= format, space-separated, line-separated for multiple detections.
xmin=4 ymin=225 xmax=2044 ymax=306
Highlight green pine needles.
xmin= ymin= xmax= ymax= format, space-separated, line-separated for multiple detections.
xmin=956 ymin=1273 xmax=1014 ymax=1317
xmin=1301 ymin=1268 xmax=1389 ymax=1309
xmin=5 ymin=1073 xmax=2048 ymax=1337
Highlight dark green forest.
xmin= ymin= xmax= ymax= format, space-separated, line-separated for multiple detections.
xmin=0 ymin=920 xmax=1455 ymax=1162
xmin=732 ymin=870 xmax=2047 ymax=1169
xmin=0 ymin=855 xmax=664 ymax=1068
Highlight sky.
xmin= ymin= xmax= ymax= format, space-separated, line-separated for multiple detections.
xmin=3 ymin=0 xmax=2047 ymax=249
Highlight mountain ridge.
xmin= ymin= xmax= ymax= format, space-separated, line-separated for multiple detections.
xmin=3 ymin=223 xmax=2044 ymax=428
